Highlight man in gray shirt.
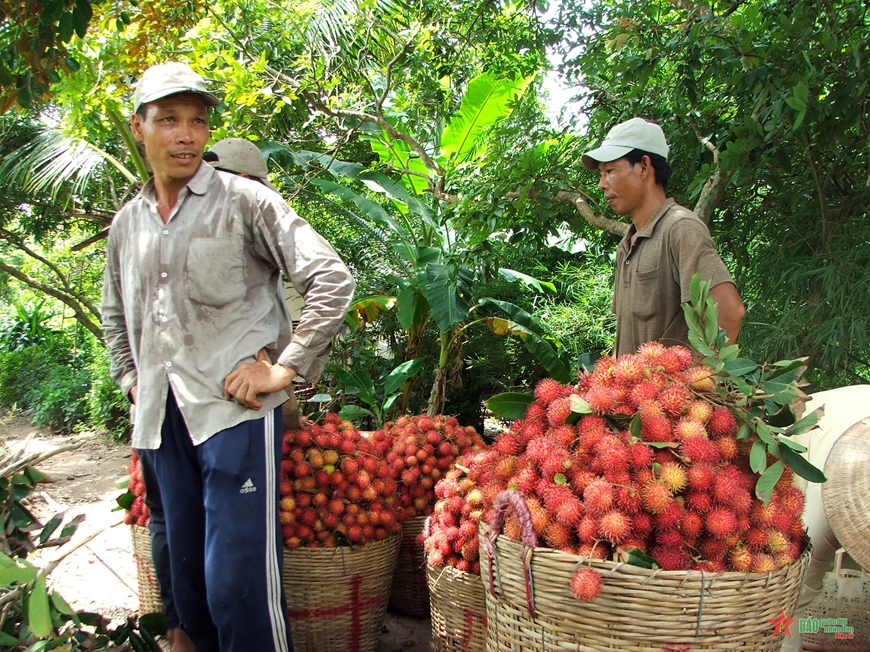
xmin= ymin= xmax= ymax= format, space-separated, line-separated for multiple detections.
xmin=582 ymin=117 xmax=745 ymax=357
xmin=102 ymin=62 xmax=355 ymax=652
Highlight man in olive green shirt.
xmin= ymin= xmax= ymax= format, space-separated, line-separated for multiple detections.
xmin=582 ymin=117 xmax=745 ymax=357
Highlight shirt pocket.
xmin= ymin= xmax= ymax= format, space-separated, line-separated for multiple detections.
xmin=186 ymin=238 xmax=246 ymax=307
xmin=632 ymin=267 xmax=660 ymax=320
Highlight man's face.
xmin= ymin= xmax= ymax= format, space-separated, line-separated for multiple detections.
xmin=597 ymin=157 xmax=647 ymax=218
xmin=130 ymin=93 xmax=210 ymax=184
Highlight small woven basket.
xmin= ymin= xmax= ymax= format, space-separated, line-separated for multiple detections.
xmin=130 ymin=524 xmax=163 ymax=616
xmin=283 ymin=535 xmax=400 ymax=652
xmin=388 ymin=515 xmax=430 ymax=617
xmin=802 ymin=550 xmax=870 ymax=651
xmin=427 ymin=563 xmax=487 ymax=652
xmin=480 ymin=490 xmax=810 ymax=652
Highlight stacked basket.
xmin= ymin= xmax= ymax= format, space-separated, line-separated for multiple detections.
xmin=479 ymin=491 xmax=810 ymax=652
xmin=284 ymin=535 xmax=400 ymax=652
xmin=427 ymin=563 xmax=487 ymax=652
xmin=389 ymin=515 xmax=431 ymax=618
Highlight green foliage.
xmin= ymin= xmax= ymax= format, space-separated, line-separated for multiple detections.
xmin=0 ymin=300 xmax=58 ymax=353
xmin=85 ymin=353 xmax=130 ymax=439
xmin=681 ymin=274 xmax=825 ymax=504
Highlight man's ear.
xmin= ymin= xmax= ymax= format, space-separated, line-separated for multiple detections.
xmin=130 ymin=112 xmax=145 ymax=142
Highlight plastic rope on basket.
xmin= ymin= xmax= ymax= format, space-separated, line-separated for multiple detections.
xmin=483 ymin=491 xmax=538 ymax=620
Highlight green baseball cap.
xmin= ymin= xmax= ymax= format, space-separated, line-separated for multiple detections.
xmin=582 ymin=117 xmax=670 ymax=170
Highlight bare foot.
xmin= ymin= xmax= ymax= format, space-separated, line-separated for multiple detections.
xmin=166 ymin=627 xmax=196 ymax=652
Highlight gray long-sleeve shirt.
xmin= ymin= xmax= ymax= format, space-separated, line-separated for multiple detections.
xmin=102 ymin=162 xmax=355 ymax=448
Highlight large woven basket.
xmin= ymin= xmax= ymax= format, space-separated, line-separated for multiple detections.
xmin=802 ymin=550 xmax=869 ymax=651
xmin=480 ymin=491 xmax=810 ymax=652
xmin=130 ymin=524 xmax=163 ymax=616
xmin=427 ymin=563 xmax=487 ymax=652
xmin=389 ymin=515 xmax=430 ymax=617
xmin=283 ymin=535 xmax=400 ymax=652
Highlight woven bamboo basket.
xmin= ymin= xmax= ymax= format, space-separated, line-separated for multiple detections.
xmin=283 ymin=534 xmax=400 ymax=652
xmin=427 ymin=563 xmax=487 ymax=652
xmin=130 ymin=524 xmax=163 ymax=616
xmin=480 ymin=490 xmax=810 ymax=652
xmin=388 ymin=515 xmax=430 ymax=617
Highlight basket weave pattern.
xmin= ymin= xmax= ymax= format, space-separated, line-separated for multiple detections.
xmin=283 ymin=534 xmax=400 ymax=652
xmin=427 ymin=563 xmax=487 ymax=652
xmin=389 ymin=515 xmax=430 ymax=617
xmin=479 ymin=521 xmax=810 ymax=651
xmin=130 ymin=524 xmax=163 ymax=616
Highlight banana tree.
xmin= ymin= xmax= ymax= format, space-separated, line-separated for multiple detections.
xmin=283 ymin=73 xmax=574 ymax=416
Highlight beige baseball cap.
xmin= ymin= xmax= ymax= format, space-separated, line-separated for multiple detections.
xmin=133 ymin=62 xmax=219 ymax=113
xmin=206 ymin=138 xmax=279 ymax=192
xmin=581 ymin=117 xmax=670 ymax=170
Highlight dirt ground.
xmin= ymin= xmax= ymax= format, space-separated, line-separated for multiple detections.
xmin=1 ymin=414 xmax=432 ymax=651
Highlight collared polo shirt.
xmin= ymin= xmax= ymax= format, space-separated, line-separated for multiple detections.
xmin=102 ymin=162 xmax=355 ymax=448
xmin=612 ymin=198 xmax=733 ymax=357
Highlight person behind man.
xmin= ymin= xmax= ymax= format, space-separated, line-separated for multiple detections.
xmin=581 ymin=117 xmax=745 ymax=357
xmin=102 ymin=62 xmax=355 ymax=652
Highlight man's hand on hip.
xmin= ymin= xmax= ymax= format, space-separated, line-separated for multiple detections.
xmin=223 ymin=349 xmax=296 ymax=410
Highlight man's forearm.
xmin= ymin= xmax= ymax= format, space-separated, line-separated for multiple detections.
xmin=711 ymin=281 xmax=746 ymax=345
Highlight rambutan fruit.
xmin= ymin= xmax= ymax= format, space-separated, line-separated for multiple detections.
xmin=641 ymin=415 xmax=673 ymax=443
xmin=568 ymin=468 xmax=597 ymax=495
xmin=627 ymin=442 xmax=654 ymax=470
xmin=699 ymin=538 xmax=728 ymax=562
xmin=771 ymin=507 xmax=794 ymax=533
xmin=716 ymin=436 xmax=739 ymax=461
xmin=655 ymin=501 xmax=685 ymax=531
xmin=525 ymin=402 xmax=547 ymax=421
xmin=651 ymin=544 xmax=690 ymax=571
xmin=547 ymin=397 xmax=574 ymax=427
xmin=656 ymin=529 xmax=684 ymax=548
xmin=695 ymin=560 xmax=727 ymax=572
xmin=525 ymin=437 xmax=556 ymax=465
xmin=673 ymin=418 xmax=708 ymax=441
xmin=577 ymin=414 xmax=608 ymax=433
xmin=749 ymin=501 xmax=778 ymax=528
xmin=598 ymin=511 xmax=632 ymax=544
xmin=637 ymin=399 xmax=666 ymax=420
xmin=707 ymin=407 xmax=739 ymax=439
xmin=504 ymin=519 xmax=523 ymax=541
xmin=658 ymin=346 xmax=694 ymax=375
xmin=658 ymin=383 xmax=691 ymax=417
xmin=494 ymin=455 xmax=518 ymax=481
xmin=584 ymin=386 xmax=618 ymax=414
xmin=570 ymin=568 xmax=603 ymax=602
xmin=706 ymin=507 xmax=738 ymax=539
xmin=632 ymin=467 xmax=655 ymax=487
xmin=541 ymin=448 xmax=572 ymax=480
xmin=681 ymin=511 xmax=704 ymax=538
xmin=604 ymin=468 xmax=631 ymax=486
xmin=641 ymin=482 xmax=674 ymax=514
xmin=513 ymin=467 xmax=539 ymax=495
xmin=680 ymin=436 xmax=721 ymax=464
xmin=579 ymin=427 xmax=606 ymax=453
xmin=637 ymin=341 xmax=667 ymax=364
xmin=682 ymin=366 xmax=716 ymax=392
xmin=686 ymin=462 xmax=716 ymax=492
xmin=517 ymin=419 xmax=546 ymax=445
xmin=729 ymin=489 xmax=753 ymax=516
xmin=544 ymin=521 xmax=573 ymax=550
xmin=712 ymin=467 xmax=743 ymax=505
xmin=685 ymin=400 xmax=713 ymax=425
xmin=657 ymin=461 xmax=688 ymax=493
xmin=534 ymin=378 xmax=568 ymax=406
xmin=526 ymin=497 xmax=550 ymax=536
xmin=628 ymin=381 xmax=660 ymax=408
xmin=613 ymin=354 xmax=645 ymax=384
xmin=766 ymin=529 xmax=790 ymax=554
xmin=583 ymin=479 xmax=615 ymax=515
xmin=543 ymin=484 xmax=575 ymax=512
xmin=549 ymin=424 xmax=577 ymax=449
xmin=751 ymin=553 xmax=777 ymax=573
xmin=615 ymin=484 xmax=642 ymax=514
xmin=596 ymin=443 xmax=630 ymax=475
xmin=494 ymin=433 xmax=524 ymax=457
xmin=576 ymin=514 xmax=598 ymax=544
xmin=778 ymin=486 xmax=806 ymax=518
xmin=555 ymin=498 xmax=584 ymax=527
xmin=685 ymin=491 xmax=713 ymax=513
xmin=728 ymin=546 xmax=753 ymax=572
xmin=632 ymin=512 xmax=654 ymax=537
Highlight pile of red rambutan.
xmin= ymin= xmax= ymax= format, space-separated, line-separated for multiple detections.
xmin=280 ymin=412 xmax=402 ymax=548
xmin=427 ymin=343 xmax=807 ymax=590
xmin=369 ymin=414 xmax=487 ymax=522
xmin=123 ymin=450 xmax=149 ymax=527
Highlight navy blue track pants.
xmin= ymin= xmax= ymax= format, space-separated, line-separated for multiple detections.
xmin=149 ymin=389 xmax=293 ymax=652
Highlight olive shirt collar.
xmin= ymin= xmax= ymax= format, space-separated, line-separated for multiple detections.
xmin=624 ymin=197 xmax=676 ymax=251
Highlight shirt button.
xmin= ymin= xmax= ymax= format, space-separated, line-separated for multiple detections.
xmin=162 ymin=229 xmax=169 ymax=235
xmin=161 ymin=272 xmax=168 ymax=278
xmin=165 ymin=361 xmax=172 ymax=368
xmin=161 ymin=317 xmax=168 ymax=322
xmin=625 ymin=259 xmax=631 ymax=265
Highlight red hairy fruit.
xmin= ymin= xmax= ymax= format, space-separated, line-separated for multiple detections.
xmin=534 ymin=378 xmax=568 ymax=405
xmin=583 ymin=479 xmax=615 ymax=515
xmin=641 ymin=482 xmax=674 ymax=514
xmin=570 ymin=567 xmax=602 ymax=602
xmin=708 ymin=407 xmax=739 ymax=438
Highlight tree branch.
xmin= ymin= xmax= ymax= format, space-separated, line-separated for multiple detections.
xmin=0 ymin=229 xmax=102 ymax=319
xmin=0 ymin=261 xmax=103 ymax=340
xmin=687 ymin=116 xmax=734 ymax=225
xmin=551 ymin=191 xmax=629 ymax=236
